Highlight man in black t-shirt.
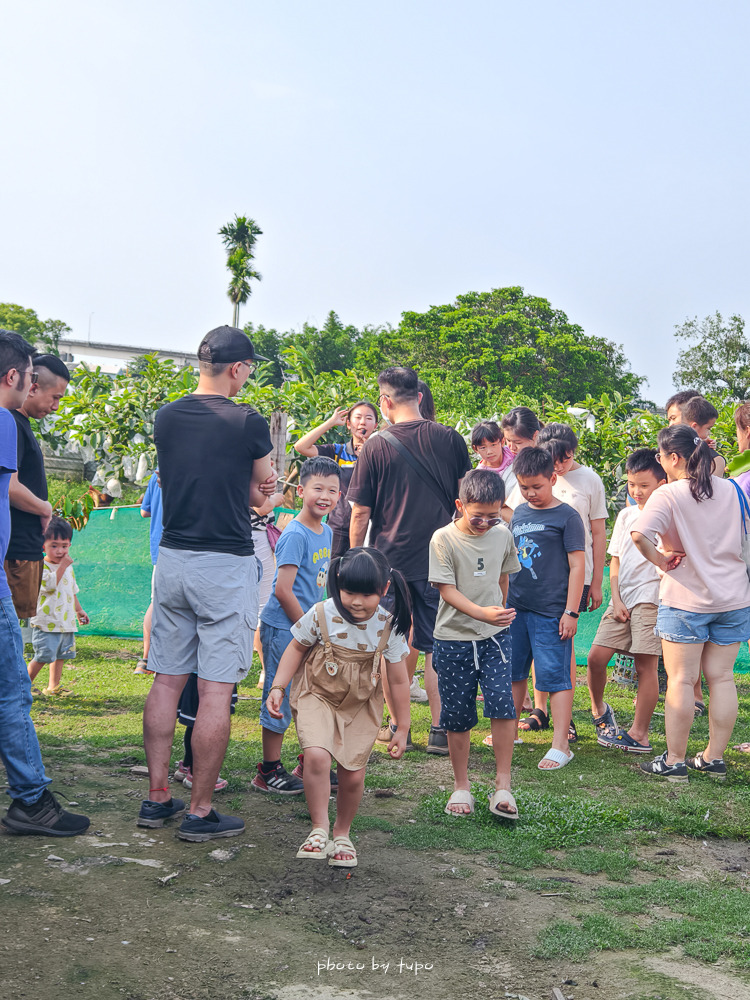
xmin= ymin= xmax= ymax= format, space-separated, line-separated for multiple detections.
xmin=5 ymin=355 xmax=70 ymax=625
xmin=347 ymin=367 xmax=472 ymax=754
xmin=141 ymin=326 xmax=276 ymax=843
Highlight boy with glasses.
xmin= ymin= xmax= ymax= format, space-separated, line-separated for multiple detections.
xmin=428 ymin=469 xmax=521 ymax=819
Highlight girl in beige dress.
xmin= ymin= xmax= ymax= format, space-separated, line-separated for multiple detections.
xmin=266 ymin=548 xmax=411 ymax=867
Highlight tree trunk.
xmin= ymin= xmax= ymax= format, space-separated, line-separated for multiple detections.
xmin=269 ymin=410 xmax=288 ymax=488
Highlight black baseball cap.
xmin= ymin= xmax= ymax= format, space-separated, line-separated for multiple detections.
xmin=197 ymin=326 xmax=269 ymax=365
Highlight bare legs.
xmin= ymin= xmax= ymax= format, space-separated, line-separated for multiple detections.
xmin=661 ymin=640 xmax=739 ymax=764
xmin=300 ymin=746 xmax=364 ymax=861
xmin=587 ymin=645 xmax=659 ymax=745
xmin=28 ymin=658 xmax=65 ymax=691
xmin=142 ymin=602 xmax=153 ymax=660
xmin=445 ymin=717 xmax=517 ymax=815
xmin=144 ymin=673 xmax=235 ymax=817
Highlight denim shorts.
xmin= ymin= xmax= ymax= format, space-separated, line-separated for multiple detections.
xmin=31 ymin=629 xmax=76 ymax=663
xmin=434 ymin=633 xmax=515 ymax=730
xmin=381 ymin=578 xmax=439 ymax=654
xmin=259 ymin=621 xmax=295 ymax=734
xmin=655 ymin=604 xmax=750 ymax=646
xmin=509 ymin=608 xmax=572 ymax=693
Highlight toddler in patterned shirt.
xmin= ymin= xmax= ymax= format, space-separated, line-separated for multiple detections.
xmin=27 ymin=516 xmax=89 ymax=696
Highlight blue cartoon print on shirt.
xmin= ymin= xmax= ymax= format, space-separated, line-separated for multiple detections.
xmin=517 ymin=536 xmax=541 ymax=580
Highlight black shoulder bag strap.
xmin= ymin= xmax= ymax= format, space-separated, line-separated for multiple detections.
xmin=379 ymin=428 xmax=455 ymax=516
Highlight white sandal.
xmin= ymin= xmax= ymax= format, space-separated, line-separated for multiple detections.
xmin=488 ymin=788 xmax=519 ymax=820
xmin=296 ymin=827 xmax=331 ymax=859
xmin=538 ymin=747 xmax=574 ymax=771
xmin=328 ymin=835 xmax=357 ymax=867
xmin=444 ymin=789 xmax=475 ymax=816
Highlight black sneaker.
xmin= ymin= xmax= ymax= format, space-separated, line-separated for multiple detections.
xmin=1 ymin=789 xmax=91 ymax=837
xmin=176 ymin=809 xmax=245 ymax=842
xmin=640 ymin=752 xmax=688 ymax=783
xmin=249 ymin=763 xmax=304 ymax=795
xmin=686 ymin=751 xmax=726 ymax=781
xmin=137 ymin=797 xmax=186 ymax=828
xmin=426 ymin=726 xmax=449 ymax=756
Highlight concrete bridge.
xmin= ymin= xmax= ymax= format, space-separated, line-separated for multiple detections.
xmin=56 ymin=338 xmax=195 ymax=369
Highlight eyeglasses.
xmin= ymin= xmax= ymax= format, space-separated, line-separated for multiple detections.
xmin=237 ymin=360 xmax=256 ymax=375
xmin=468 ymin=516 xmax=503 ymax=527
xmin=0 ymin=368 xmax=39 ymax=384
xmin=377 ymin=393 xmax=390 ymax=404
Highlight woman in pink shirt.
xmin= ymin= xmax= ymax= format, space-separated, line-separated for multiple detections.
xmin=631 ymin=424 xmax=750 ymax=782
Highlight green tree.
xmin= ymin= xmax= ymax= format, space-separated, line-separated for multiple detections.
xmin=355 ymin=287 xmax=644 ymax=406
xmin=0 ymin=303 xmax=70 ymax=356
xmin=219 ymin=216 xmax=263 ymax=327
xmin=673 ymin=312 xmax=750 ymax=399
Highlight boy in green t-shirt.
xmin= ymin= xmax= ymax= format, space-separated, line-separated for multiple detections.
xmin=428 ymin=469 xmax=521 ymax=820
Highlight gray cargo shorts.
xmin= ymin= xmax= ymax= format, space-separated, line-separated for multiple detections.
xmin=149 ymin=547 xmax=260 ymax=683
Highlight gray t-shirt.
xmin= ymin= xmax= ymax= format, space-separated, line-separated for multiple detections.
xmin=508 ymin=502 xmax=586 ymax=618
xmin=429 ymin=521 xmax=521 ymax=641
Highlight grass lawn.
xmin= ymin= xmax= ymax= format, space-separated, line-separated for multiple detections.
xmin=25 ymin=634 xmax=750 ymax=992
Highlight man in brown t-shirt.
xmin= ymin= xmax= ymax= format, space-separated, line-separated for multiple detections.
xmin=347 ymin=367 xmax=472 ymax=754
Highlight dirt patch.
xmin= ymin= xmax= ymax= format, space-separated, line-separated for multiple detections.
xmin=3 ymin=763 xmax=750 ymax=1000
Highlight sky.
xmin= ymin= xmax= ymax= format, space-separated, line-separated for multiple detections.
xmin=2 ymin=1 xmax=749 ymax=404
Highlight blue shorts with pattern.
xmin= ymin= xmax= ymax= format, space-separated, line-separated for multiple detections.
xmin=433 ymin=632 xmax=515 ymax=731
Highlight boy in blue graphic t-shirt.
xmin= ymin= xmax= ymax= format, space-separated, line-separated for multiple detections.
xmin=252 ymin=457 xmax=340 ymax=793
xmin=508 ymin=448 xmax=585 ymax=773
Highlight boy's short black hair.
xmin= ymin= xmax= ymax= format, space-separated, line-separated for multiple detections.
xmin=540 ymin=436 xmax=574 ymax=465
xmin=459 ymin=468 xmax=505 ymax=506
xmin=513 ymin=446 xmax=554 ymax=480
xmin=683 ymin=395 xmax=718 ymax=425
xmin=665 ymin=389 xmax=699 ymax=412
xmin=44 ymin=515 xmax=73 ymax=542
xmin=299 ymin=455 xmax=341 ymax=484
xmin=538 ymin=422 xmax=578 ymax=451
xmin=470 ymin=420 xmax=503 ymax=448
xmin=626 ymin=448 xmax=663 ymax=478
xmin=377 ymin=366 xmax=418 ymax=404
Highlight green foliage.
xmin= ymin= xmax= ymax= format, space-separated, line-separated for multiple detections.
xmin=673 ymin=311 xmax=750 ymax=399
xmin=358 ymin=287 xmax=645 ymax=405
xmin=0 ymin=302 xmax=70 ymax=355
xmin=44 ymin=354 xmax=196 ymax=482
xmin=245 ymin=311 xmax=370 ymax=387
xmin=46 ymin=478 xmax=95 ymax=530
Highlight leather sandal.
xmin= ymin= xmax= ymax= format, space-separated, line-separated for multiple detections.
xmin=518 ymin=708 xmax=549 ymax=732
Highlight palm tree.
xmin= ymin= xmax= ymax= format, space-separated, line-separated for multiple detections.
xmin=219 ymin=216 xmax=263 ymax=327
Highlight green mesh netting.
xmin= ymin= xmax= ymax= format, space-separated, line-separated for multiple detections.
xmin=75 ymin=506 xmax=151 ymax=638
xmin=71 ymin=509 xmax=750 ymax=672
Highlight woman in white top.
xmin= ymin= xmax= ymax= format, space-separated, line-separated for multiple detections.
xmin=632 ymin=425 xmax=750 ymax=782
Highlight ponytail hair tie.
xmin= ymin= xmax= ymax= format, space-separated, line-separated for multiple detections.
xmin=694 ymin=436 xmax=701 ymax=446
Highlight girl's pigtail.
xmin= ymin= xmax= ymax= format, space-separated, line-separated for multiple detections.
xmin=686 ymin=438 xmax=714 ymax=502
xmin=388 ymin=568 xmax=413 ymax=637
xmin=327 ymin=555 xmax=345 ymax=618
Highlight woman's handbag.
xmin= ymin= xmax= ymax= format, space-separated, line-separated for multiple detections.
xmin=730 ymin=479 xmax=750 ymax=581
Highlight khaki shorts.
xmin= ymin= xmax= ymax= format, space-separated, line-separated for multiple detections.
xmin=149 ymin=547 xmax=260 ymax=683
xmin=592 ymin=603 xmax=661 ymax=657
xmin=3 ymin=559 xmax=44 ymax=620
